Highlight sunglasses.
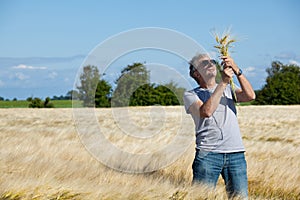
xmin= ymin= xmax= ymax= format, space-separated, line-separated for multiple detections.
xmin=199 ymin=59 xmax=217 ymax=67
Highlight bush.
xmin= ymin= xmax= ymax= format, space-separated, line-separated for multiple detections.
xmin=28 ymin=97 xmax=54 ymax=108
xmin=44 ymin=97 xmax=54 ymax=108
xmin=28 ymin=98 xmax=43 ymax=108
xmin=255 ymin=61 xmax=300 ymax=105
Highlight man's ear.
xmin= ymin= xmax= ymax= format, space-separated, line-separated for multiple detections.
xmin=194 ymin=70 xmax=201 ymax=78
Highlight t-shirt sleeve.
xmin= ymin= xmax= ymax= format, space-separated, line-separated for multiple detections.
xmin=183 ymin=91 xmax=199 ymax=114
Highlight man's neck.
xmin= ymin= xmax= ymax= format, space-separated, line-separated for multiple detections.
xmin=199 ymin=79 xmax=216 ymax=89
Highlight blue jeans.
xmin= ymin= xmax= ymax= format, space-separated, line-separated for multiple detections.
xmin=192 ymin=150 xmax=248 ymax=199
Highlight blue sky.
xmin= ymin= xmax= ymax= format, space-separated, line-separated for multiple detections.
xmin=0 ymin=0 xmax=299 ymax=99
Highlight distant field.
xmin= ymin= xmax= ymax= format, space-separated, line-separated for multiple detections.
xmin=0 ymin=106 xmax=299 ymax=199
xmin=0 ymin=100 xmax=253 ymax=108
xmin=0 ymin=100 xmax=29 ymax=108
xmin=53 ymin=100 xmax=82 ymax=108
xmin=0 ymin=100 xmax=82 ymax=108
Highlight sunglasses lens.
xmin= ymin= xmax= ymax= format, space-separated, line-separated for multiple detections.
xmin=200 ymin=59 xmax=216 ymax=67
xmin=202 ymin=60 xmax=208 ymax=66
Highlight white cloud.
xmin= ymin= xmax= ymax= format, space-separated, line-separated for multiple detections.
xmin=15 ymin=72 xmax=30 ymax=80
xmin=245 ymin=66 xmax=255 ymax=72
xmin=12 ymin=64 xmax=47 ymax=70
xmin=275 ymin=52 xmax=296 ymax=60
xmin=244 ymin=66 xmax=256 ymax=77
xmin=0 ymin=80 xmax=4 ymax=87
xmin=48 ymin=71 xmax=58 ymax=79
xmin=288 ymin=60 xmax=300 ymax=66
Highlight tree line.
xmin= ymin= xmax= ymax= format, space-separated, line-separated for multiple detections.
xmin=76 ymin=61 xmax=299 ymax=107
xmin=77 ymin=62 xmax=185 ymax=107
xmin=253 ymin=61 xmax=300 ymax=105
xmin=0 ymin=61 xmax=299 ymax=107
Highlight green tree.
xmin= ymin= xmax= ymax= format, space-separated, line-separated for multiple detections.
xmin=111 ymin=62 xmax=186 ymax=107
xmin=44 ymin=97 xmax=54 ymax=108
xmin=95 ymin=79 xmax=112 ymax=107
xmin=129 ymin=83 xmax=157 ymax=106
xmin=28 ymin=97 xmax=43 ymax=108
xmin=129 ymin=82 xmax=185 ymax=106
xmin=162 ymin=81 xmax=185 ymax=105
xmin=155 ymin=84 xmax=180 ymax=105
xmin=255 ymin=61 xmax=300 ymax=105
xmin=26 ymin=97 xmax=33 ymax=102
xmin=28 ymin=97 xmax=54 ymax=108
xmin=77 ymin=65 xmax=100 ymax=107
xmin=66 ymin=90 xmax=80 ymax=100
xmin=112 ymin=62 xmax=149 ymax=107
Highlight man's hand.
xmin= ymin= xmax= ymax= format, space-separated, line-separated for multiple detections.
xmin=221 ymin=56 xmax=239 ymax=75
xmin=221 ymin=56 xmax=256 ymax=102
xmin=222 ymin=66 xmax=234 ymax=84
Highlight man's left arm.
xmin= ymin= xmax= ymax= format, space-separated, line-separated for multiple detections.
xmin=221 ymin=56 xmax=256 ymax=102
xmin=235 ymin=73 xmax=256 ymax=102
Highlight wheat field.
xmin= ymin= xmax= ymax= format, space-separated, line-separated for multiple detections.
xmin=0 ymin=106 xmax=299 ymax=199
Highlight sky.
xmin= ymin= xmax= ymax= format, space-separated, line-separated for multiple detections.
xmin=0 ymin=0 xmax=299 ymax=100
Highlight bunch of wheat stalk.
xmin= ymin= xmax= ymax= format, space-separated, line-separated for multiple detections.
xmin=214 ymin=33 xmax=237 ymax=102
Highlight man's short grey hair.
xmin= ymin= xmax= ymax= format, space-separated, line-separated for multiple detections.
xmin=189 ymin=53 xmax=210 ymax=69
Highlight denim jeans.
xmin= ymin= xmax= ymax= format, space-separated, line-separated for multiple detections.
xmin=192 ymin=150 xmax=248 ymax=199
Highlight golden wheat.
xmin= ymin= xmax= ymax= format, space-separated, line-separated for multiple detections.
xmin=214 ymin=31 xmax=237 ymax=101
xmin=0 ymin=106 xmax=299 ymax=199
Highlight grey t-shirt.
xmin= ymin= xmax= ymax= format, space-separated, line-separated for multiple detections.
xmin=183 ymin=85 xmax=245 ymax=153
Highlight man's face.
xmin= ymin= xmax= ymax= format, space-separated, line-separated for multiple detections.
xmin=196 ymin=57 xmax=217 ymax=79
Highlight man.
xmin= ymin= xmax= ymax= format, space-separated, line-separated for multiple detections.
xmin=183 ymin=53 xmax=255 ymax=199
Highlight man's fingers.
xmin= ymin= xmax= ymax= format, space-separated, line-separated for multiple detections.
xmin=221 ymin=56 xmax=228 ymax=60
xmin=224 ymin=67 xmax=234 ymax=77
xmin=221 ymin=57 xmax=234 ymax=68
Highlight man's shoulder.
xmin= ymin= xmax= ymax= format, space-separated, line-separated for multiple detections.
xmin=184 ymin=87 xmax=199 ymax=95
